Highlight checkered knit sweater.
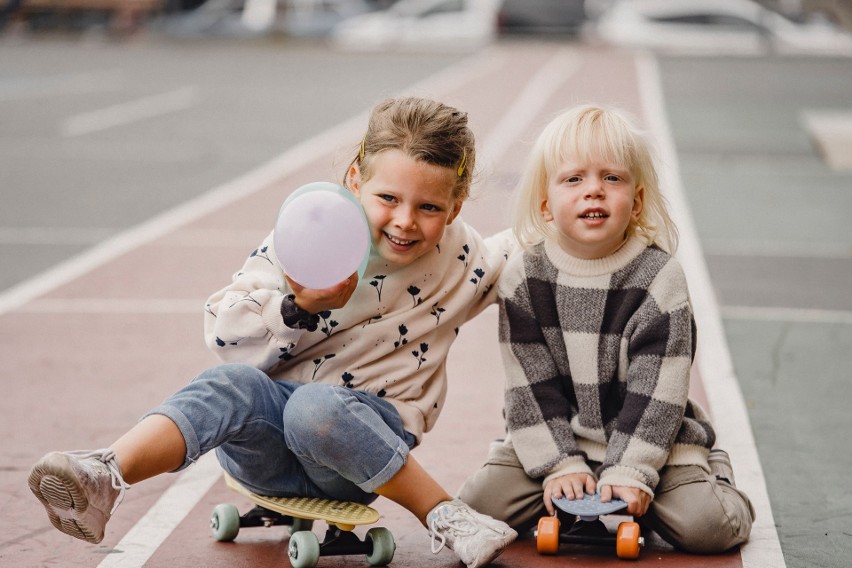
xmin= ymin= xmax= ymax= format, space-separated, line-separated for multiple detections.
xmin=500 ymin=236 xmax=715 ymax=496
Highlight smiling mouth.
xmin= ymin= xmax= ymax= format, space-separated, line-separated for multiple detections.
xmin=385 ymin=233 xmax=416 ymax=246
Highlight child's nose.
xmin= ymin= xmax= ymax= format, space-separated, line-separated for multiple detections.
xmin=394 ymin=208 xmax=417 ymax=230
xmin=585 ymin=178 xmax=605 ymax=198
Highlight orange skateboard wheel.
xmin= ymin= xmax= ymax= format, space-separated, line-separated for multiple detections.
xmin=536 ymin=516 xmax=560 ymax=555
xmin=616 ymin=521 xmax=641 ymax=559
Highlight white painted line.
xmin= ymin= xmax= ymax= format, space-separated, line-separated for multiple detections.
xmin=398 ymin=45 xmax=506 ymax=101
xmin=61 ymin=87 xmax=200 ymax=137
xmin=96 ymin=453 xmax=222 ymax=568
xmin=0 ymin=227 xmax=115 ymax=245
xmin=801 ymin=109 xmax=852 ymax=170
xmin=637 ymin=53 xmax=786 ymax=568
xmin=152 ymin=228 xmax=272 ymax=247
xmin=0 ymin=70 xmax=124 ymax=102
xmin=17 ymin=298 xmax=202 ymax=314
xmin=722 ymin=305 xmax=852 ymax=325
xmin=478 ymin=48 xmax=582 ymax=173
xmin=0 ymin=47 xmax=502 ymax=318
xmin=702 ymin=238 xmax=852 ymax=259
xmin=0 ymin=114 xmax=360 ymax=317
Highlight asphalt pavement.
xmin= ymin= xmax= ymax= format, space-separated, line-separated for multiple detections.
xmin=657 ymin=55 xmax=852 ymax=568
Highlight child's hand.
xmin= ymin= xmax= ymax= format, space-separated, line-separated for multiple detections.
xmin=285 ymin=272 xmax=359 ymax=315
xmin=543 ymin=473 xmax=596 ymax=516
xmin=599 ymin=484 xmax=652 ymax=517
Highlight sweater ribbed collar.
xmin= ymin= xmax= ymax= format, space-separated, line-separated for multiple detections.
xmin=542 ymin=235 xmax=648 ymax=277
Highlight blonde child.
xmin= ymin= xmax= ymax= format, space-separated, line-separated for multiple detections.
xmin=29 ymin=97 xmax=517 ymax=567
xmin=458 ymin=104 xmax=754 ymax=553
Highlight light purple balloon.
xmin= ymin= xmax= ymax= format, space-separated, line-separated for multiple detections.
xmin=273 ymin=182 xmax=370 ymax=289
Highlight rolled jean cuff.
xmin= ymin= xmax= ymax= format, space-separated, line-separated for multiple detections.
xmin=142 ymin=405 xmax=200 ymax=472
xmin=357 ymin=438 xmax=409 ymax=494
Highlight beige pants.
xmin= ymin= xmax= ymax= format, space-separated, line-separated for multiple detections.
xmin=457 ymin=442 xmax=755 ymax=554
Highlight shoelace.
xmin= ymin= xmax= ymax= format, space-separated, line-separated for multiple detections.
xmin=68 ymin=449 xmax=131 ymax=514
xmin=428 ymin=506 xmax=479 ymax=554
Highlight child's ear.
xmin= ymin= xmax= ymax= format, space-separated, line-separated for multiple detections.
xmin=632 ymin=185 xmax=645 ymax=220
xmin=540 ymin=199 xmax=554 ymax=222
xmin=446 ymin=199 xmax=463 ymax=225
xmin=347 ymin=163 xmax=362 ymax=198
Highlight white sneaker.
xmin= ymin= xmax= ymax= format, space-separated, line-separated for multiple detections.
xmin=428 ymin=499 xmax=517 ymax=568
xmin=28 ymin=449 xmax=130 ymax=544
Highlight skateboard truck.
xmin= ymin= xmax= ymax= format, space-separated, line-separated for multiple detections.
xmin=288 ymin=524 xmax=394 ymax=568
xmin=213 ymin=503 xmax=315 ymax=532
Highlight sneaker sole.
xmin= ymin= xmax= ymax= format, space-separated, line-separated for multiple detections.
xmin=28 ymin=453 xmax=102 ymax=544
xmin=476 ymin=542 xmax=509 ymax=568
xmin=478 ymin=534 xmax=516 ymax=567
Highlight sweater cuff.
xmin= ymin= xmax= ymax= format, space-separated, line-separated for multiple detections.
xmin=280 ymin=294 xmax=319 ymax=331
xmin=598 ymin=465 xmax=655 ymax=497
xmin=542 ymin=456 xmax=595 ymax=487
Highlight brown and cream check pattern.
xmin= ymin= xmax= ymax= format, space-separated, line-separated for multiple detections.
xmin=499 ymin=237 xmax=715 ymax=494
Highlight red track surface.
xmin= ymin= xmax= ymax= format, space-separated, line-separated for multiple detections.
xmin=2 ymin=43 xmax=745 ymax=567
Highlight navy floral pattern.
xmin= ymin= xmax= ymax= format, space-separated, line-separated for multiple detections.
xmin=202 ymin=222 xmax=514 ymax=441
xmin=249 ymin=245 xmax=273 ymax=265
xmin=369 ymin=274 xmax=386 ymax=301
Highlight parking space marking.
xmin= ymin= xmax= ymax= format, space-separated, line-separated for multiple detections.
xmin=637 ymin=53 xmax=785 ymax=568
xmin=722 ymin=305 xmax=852 ymax=325
xmin=0 ymin=70 xmax=123 ymax=102
xmin=0 ymin=46 xmax=508 ymax=318
xmin=0 ymin=226 xmax=115 ymax=245
xmin=801 ymin=109 xmax=852 ymax=170
xmin=61 ymin=86 xmax=199 ymax=137
xmin=16 ymin=298 xmax=201 ymax=314
xmin=478 ymin=48 xmax=581 ymax=170
xmin=0 ymin=112 xmax=359 ymax=317
xmin=702 ymin=239 xmax=852 ymax=259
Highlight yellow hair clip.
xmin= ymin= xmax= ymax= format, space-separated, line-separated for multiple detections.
xmin=359 ymin=134 xmax=366 ymax=161
xmin=457 ymin=148 xmax=467 ymax=177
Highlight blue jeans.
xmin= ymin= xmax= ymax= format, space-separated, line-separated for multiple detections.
xmin=144 ymin=363 xmax=415 ymax=505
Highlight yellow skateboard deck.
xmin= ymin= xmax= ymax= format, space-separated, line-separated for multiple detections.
xmin=212 ymin=473 xmax=396 ymax=567
xmin=223 ymin=472 xmax=379 ymax=530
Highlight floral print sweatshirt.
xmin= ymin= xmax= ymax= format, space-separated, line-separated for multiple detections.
xmin=204 ymin=219 xmax=513 ymax=443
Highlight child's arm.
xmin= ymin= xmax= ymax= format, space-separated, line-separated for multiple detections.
xmin=284 ymin=273 xmax=358 ymax=316
xmin=482 ymin=227 xmax=517 ymax=258
xmin=499 ymin=255 xmax=593 ymax=488
xmin=598 ymin=260 xmax=703 ymax=499
xmin=462 ymin=224 xmax=518 ymax=319
xmin=203 ymin=232 xmax=342 ymax=371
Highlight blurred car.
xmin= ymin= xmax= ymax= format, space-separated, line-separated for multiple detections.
xmin=162 ymin=0 xmax=377 ymax=37
xmin=331 ymin=0 xmax=500 ymax=50
xmin=796 ymin=0 xmax=852 ymax=30
xmin=281 ymin=0 xmax=377 ymax=37
xmin=496 ymin=0 xmax=586 ymax=35
xmin=594 ymin=0 xmax=852 ymax=55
